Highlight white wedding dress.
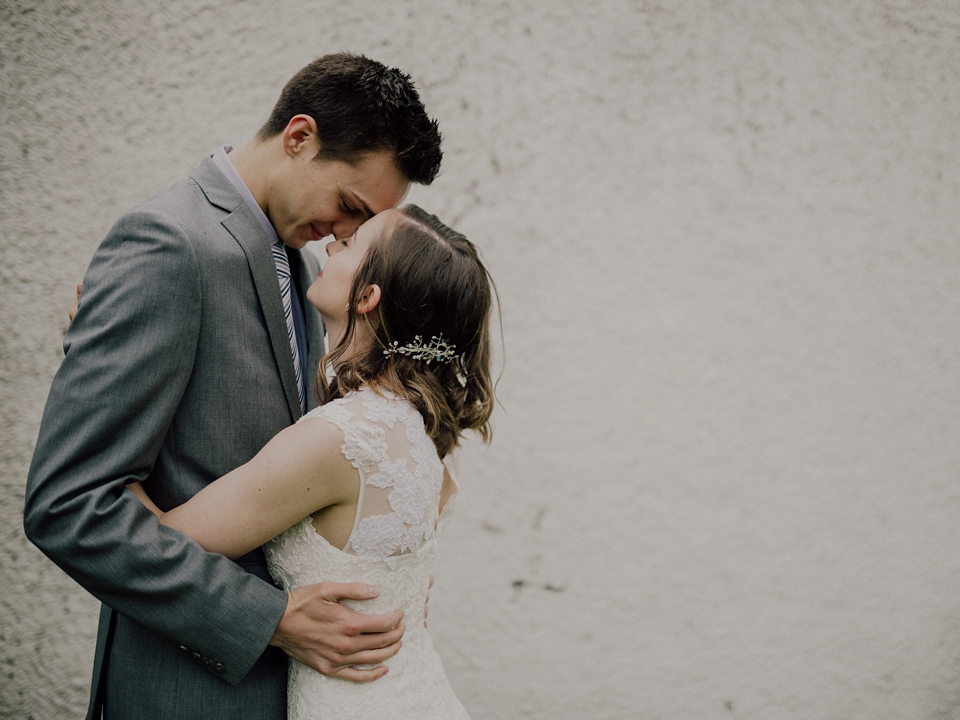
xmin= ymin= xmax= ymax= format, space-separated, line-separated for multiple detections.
xmin=263 ymin=386 xmax=470 ymax=720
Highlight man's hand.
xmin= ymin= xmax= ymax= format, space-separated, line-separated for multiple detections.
xmin=270 ymin=581 xmax=405 ymax=682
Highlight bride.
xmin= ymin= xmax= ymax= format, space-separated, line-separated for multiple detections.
xmin=128 ymin=204 xmax=496 ymax=719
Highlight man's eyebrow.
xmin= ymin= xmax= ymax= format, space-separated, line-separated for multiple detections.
xmin=346 ymin=191 xmax=374 ymax=219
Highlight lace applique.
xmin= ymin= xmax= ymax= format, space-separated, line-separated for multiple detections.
xmin=341 ymin=420 xmax=387 ymax=470
xmin=389 ymin=470 xmax=431 ymax=526
xmin=360 ymin=388 xmax=411 ymax=428
xmin=367 ymin=458 xmax=410 ymax=489
xmin=408 ymin=416 xmax=444 ymax=496
xmin=310 ymin=401 xmax=349 ymax=426
xmin=400 ymin=522 xmax=427 ymax=553
xmin=307 ymin=398 xmax=387 ymax=471
xmin=350 ymin=513 xmax=407 ymax=558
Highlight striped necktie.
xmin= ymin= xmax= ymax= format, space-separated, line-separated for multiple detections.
xmin=271 ymin=240 xmax=305 ymax=412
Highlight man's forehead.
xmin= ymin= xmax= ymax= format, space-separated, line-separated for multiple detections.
xmin=343 ymin=188 xmax=375 ymax=219
xmin=348 ymin=153 xmax=410 ymax=213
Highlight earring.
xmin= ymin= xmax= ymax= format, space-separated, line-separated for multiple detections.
xmin=345 ymin=303 xmax=350 ymax=311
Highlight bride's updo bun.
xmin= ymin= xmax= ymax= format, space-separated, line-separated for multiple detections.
xmin=318 ymin=204 xmax=497 ymax=457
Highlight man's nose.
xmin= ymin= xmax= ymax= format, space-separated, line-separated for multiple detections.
xmin=333 ymin=219 xmax=363 ymax=241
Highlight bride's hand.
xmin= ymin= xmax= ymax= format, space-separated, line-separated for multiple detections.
xmin=270 ymin=581 xmax=405 ymax=683
xmin=68 ymin=283 xmax=82 ymax=321
xmin=124 ymin=482 xmax=162 ymax=518
xmin=424 ymin=575 xmax=433 ymax=628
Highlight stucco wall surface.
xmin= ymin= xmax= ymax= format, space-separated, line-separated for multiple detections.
xmin=2 ymin=1 xmax=960 ymax=718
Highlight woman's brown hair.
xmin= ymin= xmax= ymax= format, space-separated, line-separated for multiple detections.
xmin=317 ymin=204 xmax=497 ymax=458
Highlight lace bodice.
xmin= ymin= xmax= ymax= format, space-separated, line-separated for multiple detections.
xmin=263 ymin=387 xmax=469 ymax=719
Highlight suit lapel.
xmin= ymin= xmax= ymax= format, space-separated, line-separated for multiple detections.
xmin=224 ymin=211 xmax=302 ymax=422
xmin=192 ymin=157 xmax=302 ymax=422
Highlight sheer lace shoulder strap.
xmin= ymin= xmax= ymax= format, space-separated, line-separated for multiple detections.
xmin=341 ymin=387 xmax=446 ymax=560
xmin=302 ymin=393 xmax=388 ymax=471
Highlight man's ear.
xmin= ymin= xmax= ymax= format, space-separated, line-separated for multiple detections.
xmin=281 ymin=114 xmax=319 ymax=158
xmin=356 ymin=284 xmax=381 ymax=315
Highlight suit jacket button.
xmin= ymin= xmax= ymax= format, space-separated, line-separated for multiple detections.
xmin=215 ymin=663 xmax=225 ymax=674
xmin=178 ymin=645 xmax=188 ymax=652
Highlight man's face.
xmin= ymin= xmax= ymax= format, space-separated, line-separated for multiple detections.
xmin=268 ymin=147 xmax=409 ymax=250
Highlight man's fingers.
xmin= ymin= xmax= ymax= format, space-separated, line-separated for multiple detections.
xmin=354 ymin=610 xmax=404 ymax=636
xmin=336 ymin=639 xmax=403 ymax=669
xmin=338 ymin=621 xmax=404 ymax=656
xmin=309 ymin=636 xmax=403 ymax=679
xmin=331 ymin=664 xmax=391 ymax=683
xmin=316 ymin=581 xmax=382 ymax=602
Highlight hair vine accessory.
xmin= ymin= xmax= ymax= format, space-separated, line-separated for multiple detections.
xmin=383 ymin=334 xmax=456 ymax=364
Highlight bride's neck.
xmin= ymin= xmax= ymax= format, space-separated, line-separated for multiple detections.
xmin=327 ymin=321 xmax=374 ymax=368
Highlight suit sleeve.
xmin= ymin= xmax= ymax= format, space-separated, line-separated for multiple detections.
xmin=24 ymin=207 xmax=288 ymax=685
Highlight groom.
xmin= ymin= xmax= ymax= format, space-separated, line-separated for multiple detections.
xmin=24 ymin=53 xmax=442 ymax=719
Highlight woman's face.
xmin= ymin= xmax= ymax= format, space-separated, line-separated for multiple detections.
xmin=307 ymin=208 xmax=397 ymax=323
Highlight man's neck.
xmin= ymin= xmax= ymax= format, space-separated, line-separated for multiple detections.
xmin=225 ymin=141 xmax=272 ymax=213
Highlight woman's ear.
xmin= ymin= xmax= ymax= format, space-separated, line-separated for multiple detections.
xmin=356 ymin=284 xmax=381 ymax=315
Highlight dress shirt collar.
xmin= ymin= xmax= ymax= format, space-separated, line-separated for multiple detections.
xmin=211 ymin=145 xmax=280 ymax=245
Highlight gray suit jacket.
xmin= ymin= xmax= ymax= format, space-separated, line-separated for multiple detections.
xmin=24 ymin=157 xmax=324 ymax=719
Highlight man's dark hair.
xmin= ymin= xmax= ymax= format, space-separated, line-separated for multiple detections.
xmin=258 ymin=53 xmax=442 ymax=185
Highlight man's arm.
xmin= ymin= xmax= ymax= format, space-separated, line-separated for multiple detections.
xmin=35 ymin=208 xmax=404 ymax=682
xmin=25 ymin=207 xmax=288 ymax=683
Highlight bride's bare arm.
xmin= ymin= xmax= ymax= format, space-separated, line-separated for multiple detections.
xmin=125 ymin=417 xmax=355 ymax=560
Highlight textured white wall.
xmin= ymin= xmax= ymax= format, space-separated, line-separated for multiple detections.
xmin=3 ymin=1 xmax=960 ymax=718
